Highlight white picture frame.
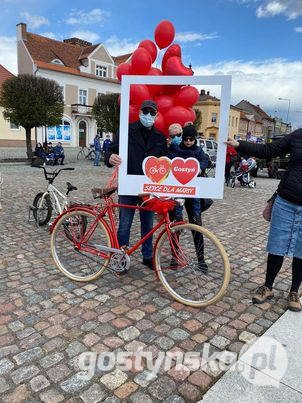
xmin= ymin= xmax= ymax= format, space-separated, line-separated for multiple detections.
xmin=118 ymin=74 xmax=232 ymax=199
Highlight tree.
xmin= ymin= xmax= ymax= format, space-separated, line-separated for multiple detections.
xmin=0 ymin=74 xmax=64 ymax=159
xmin=92 ymin=93 xmax=120 ymax=136
xmin=193 ymin=108 xmax=202 ymax=132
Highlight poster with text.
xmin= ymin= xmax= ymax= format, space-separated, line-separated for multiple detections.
xmin=118 ymin=75 xmax=231 ymax=199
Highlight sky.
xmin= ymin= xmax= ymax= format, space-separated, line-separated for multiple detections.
xmin=0 ymin=0 xmax=302 ymax=128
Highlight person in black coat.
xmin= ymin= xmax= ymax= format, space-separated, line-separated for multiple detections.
xmin=105 ymin=100 xmax=167 ymax=270
xmin=226 ymin=129 xmax=302 ymax=312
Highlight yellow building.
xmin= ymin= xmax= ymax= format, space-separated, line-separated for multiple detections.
xmin=0 ymin=64 xmax=35 ymax=147
xmin=194 ymin=90 xmax=240 ymax=140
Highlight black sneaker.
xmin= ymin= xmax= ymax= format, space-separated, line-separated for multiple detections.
xmin=198 ymin=261 xmax=208 ymax=274
xmin=142 ymin=258 xmax=154 ymax=271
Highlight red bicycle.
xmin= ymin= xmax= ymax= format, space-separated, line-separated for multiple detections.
xmin=50 ymin=187 xmax=230 ymax=307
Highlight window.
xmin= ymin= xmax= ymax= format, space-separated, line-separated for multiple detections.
xmin=79 ymin=89 xmax=87 ymax=105
xmin=236 ymin=117 xmax=238 ymax=127
xmin=214 ymin=143 xmax=218 ymax=150
xmin=211 ymin=113 xmax=217 ymax=124
xmin=96 ymin=65 xmax=107 ymax=77
xmin=51 ymin=58 xmax=64 ymax=65
xmin=232 ymin=116 xmax=234 ymax=127
xmin=10 ymin=122 xmax=20 ymax=130
xmin=59 ymin=86 xmax=64 ymax=101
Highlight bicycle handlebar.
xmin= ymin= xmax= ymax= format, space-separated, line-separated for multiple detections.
xmin=35 ymin=165 xmax=75 ymax=182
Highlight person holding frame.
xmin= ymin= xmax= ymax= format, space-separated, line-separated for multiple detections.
xmin=105 ymin=100 xmax=167 ymax=270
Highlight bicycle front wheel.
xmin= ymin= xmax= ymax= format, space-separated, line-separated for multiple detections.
xmin=77 ymin=150 xmax=85 ymax=160
xmin=88 ymin=150 xmax=96 ymax=160
xmin=154 ymin=223 xmax=230 ymax=307
xmin=33 ymin=192 xmax=53 ymax=226
xmin=51 ymin=210 xmax=112 ymax=281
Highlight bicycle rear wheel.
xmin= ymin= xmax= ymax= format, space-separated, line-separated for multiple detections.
xmin=88 ymin=150 xmax=96 ymax=160
xmin=51 ymin=210 xmax=112 ymax=281
xmin=154 ymin=223 xmax=230 ymax=307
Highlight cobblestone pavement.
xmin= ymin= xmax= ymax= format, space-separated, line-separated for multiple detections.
xmin=0 ymin=162 xmax=293 ymax=402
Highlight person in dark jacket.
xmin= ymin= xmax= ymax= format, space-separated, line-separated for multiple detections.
xmin=168 ymin=124 xmax=210 ymax=272
xmin=34 ymin=143 xmax=46 ymax=160
xmin=54 ymin=142 xmax=65 ymax=165
xmin=105 ymin=100 xmax=167 ymax=270
xmin=226 ymin=129 xmax=302 ymax=311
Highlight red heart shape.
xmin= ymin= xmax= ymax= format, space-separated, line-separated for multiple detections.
xmin=144 ymin=157 xmax=171 ymax=183
xmin=171 ymin=158 xmax=199 ymax=185
xmin=163 ymin=56 xmax=193 ymax=76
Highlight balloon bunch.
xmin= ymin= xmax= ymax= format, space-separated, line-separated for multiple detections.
xmin=116 ymin=20 xmax=199 ymax=136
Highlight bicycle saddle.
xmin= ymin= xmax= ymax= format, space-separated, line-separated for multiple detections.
xmin=66 ymin=182 xmax=77 ymax=192
xmin=91 ymin=187 xmax=117 ymax=199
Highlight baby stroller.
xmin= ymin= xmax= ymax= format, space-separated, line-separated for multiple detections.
xmin=230 ymin=158 xmax=257 ymax=188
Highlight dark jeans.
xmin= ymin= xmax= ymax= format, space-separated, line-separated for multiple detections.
xmin=54 ymin=155 xmax=65 ymax=165
xmin=225 ymin=162 xmax=232 ymax=182
xmin=117 ymin=195 xmax=154 ymax=259
xmin=170 ymin=198 xmax=205 ymax=262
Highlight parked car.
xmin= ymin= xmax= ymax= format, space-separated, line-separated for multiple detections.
xmin=197 ymin=138 xmax=218 ymax=160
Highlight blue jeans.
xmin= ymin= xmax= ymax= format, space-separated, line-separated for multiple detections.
xmin=117 ymin=195 xmax=154 ymax=259
xmin=94 ymin=150 xmax=100 ymax=166
xmin=174 ymin=198 xmax=200 ymax=218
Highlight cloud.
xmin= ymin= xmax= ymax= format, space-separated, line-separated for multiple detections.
xmin=295 ymin=26 xmax=302 ymax=32
xmin=175 ymin=32 xmax=219 ymax=43
xmin=65 ymin=8 xmax=110 ymax=25
xmin=193 ymin=59 xmax=302 ymax=126
xmin=255 ymin=0 xmax=302 ymax=19
xmin=70 ymin=30 xmax=100 ymax=43
xmin=20 ymin=11 xmax=49 ymax=29
xmin=0 ymin=36 xmax=17 ymax=74
xmin=104 ymin=36 xmax=137 ymax=56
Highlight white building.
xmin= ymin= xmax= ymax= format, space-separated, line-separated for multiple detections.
xmin=17 ymin=22 xmax=131 ymax=147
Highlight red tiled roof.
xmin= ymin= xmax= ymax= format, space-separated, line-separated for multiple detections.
xmin=0 ymin=64 xmax=14 ymax=90
xmin=25 ymin=31 xmax=132 ymax=72
xmin=238 ymin=100 xmax=274 ymax=122
xmin=112 ymin=53 xmax=132 ymax=65
xmin=35 ymin=61 xmax=119 ymax=84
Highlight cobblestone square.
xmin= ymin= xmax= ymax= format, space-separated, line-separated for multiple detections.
xmin=0 ymin=161 xmax=293 ymax=402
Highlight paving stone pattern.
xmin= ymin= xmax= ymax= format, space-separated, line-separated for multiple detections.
xmin=0 ymin=162 xmax=293 ymax=402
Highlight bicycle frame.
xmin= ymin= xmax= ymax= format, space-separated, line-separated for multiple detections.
xmin=57 ymin=198 xmax=183 ymax=262
xmin=38 ymin=183 xmax=68 ymax=215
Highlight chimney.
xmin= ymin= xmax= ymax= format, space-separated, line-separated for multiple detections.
xmin=16 ymin=22 xmax=27 ymax=41
xmin=207 ymin=91 xmax=210 ymax=95
xmin=63 ymin=38 xmax=92 ymax=47
xmin=200 ymin=89 xmax=205 ymax=96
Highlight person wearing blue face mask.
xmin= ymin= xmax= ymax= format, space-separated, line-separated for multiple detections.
xmin=104 ymin=100 xmax=167 ymax=271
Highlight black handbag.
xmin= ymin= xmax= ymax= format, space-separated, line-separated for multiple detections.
xmin=200 ymin=198 xmax=214 ymax=213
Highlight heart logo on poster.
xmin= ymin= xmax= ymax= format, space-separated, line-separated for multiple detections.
xmin=143 ymin=157 xmax=171 ymax=183
xmin=171 ymin=158 xmax=199 ymax=184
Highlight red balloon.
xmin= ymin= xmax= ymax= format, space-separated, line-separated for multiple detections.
xmin=147 ymin=67 xmax=163 ymax=96
xmin=163 ymin=56 xmax=193 ymax=76
xmin=154 ymin=20 xmax=175 ymax=49
xmin=164 ymin=106 xmax=190 ymax=128
xmin=162 ymin=44 xmax=181 ymax=71
xmin=161 ymin=85 xmax=182 ymax=95
xmin=129 ymin=104 xmax=140 ymax=123
xmin=139 ymin=40 xmax=158 ymax=63
xmin=116 ymin=63 xmax=131 ymax=81
xmin=186 ymin=107 xmax=196 ymax=123
xmin=130 ymin=84 xmax=150 ymax=106
xmin=154 ymin=112 xmax=166 ymax=133
xmin=117 ymin=95 xmax=121 ymax=105
xmin=154 ymin=94 xmax=174 ymax=114
xmin=174 ymin=86 xmax=199 ymax=107
xmin=131 ymin=48 xmax=152 ymax=75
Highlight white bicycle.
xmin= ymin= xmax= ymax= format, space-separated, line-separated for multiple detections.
xmin=31 ymin=166 xmax=78 ymax=226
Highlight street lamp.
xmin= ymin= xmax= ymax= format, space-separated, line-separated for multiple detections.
xmin=278 ymin=97 xmax=291 ymax=124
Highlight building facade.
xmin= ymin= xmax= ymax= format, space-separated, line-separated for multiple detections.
xmin=0 ymin=64 xmax=35 ymax=147
xmin=194 ymin=90 xmax=240 ymax=140
xmin=17 ymin=23 xmax=130 ymax=147
xmin=236 ymin=100 xmax=274 ymax=141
